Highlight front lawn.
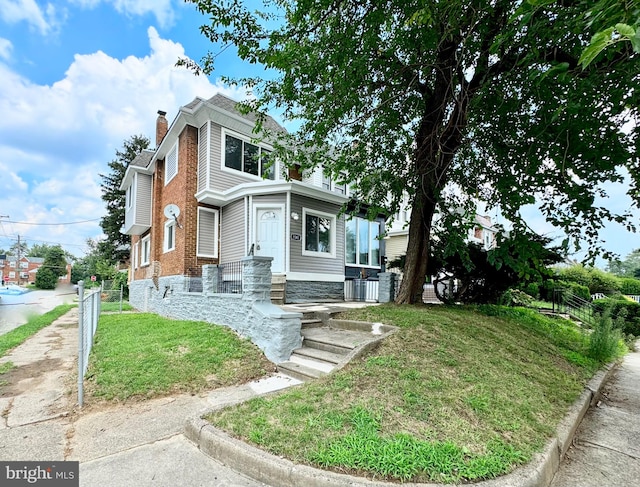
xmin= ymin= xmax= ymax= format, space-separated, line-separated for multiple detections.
xmin=85 ymin=313 xmax=273 ymax=401
xmin=206 ymin=304 xmax=603 ymax=483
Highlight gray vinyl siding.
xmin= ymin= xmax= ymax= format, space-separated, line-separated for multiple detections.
xmin=221 ymin=199 xmax=246 ymax=263
xmin=135 ymin=173 xmax=152 ymax=226
xmin=197 ymin=122 xmax=208 ymax=193
xmin=252 ymin=194 xmax=286 ymax=206
xmin=289 ymin=194 xmax=344 ymax=276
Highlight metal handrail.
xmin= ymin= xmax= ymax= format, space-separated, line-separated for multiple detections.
xmin=553 ymin=288 xmax=595 ymax=325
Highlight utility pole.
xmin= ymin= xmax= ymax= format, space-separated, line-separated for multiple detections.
xmin=17 ymin=234 xmax=22 ymax=286
xmin=0 ymin=215 xmax=7 ymax=285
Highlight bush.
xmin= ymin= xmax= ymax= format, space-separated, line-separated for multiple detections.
xmin=588 ymin=309 xmax=625 ymax=362
xmin=620 ymin=278 xmax=640 ymax=295
xmin=593 ymin=298 xmax=640 ymax=336
xmin=35 ymin=266 xmax=59 ymax=290
xmin=521 ymin=282 xmax=541 ymax=299
xmin=500 ymin=289 xmax=535 ymax=307
xmin=558 ymin=265 xmax=621 ymax=294
xmin=554 ymin=280 xmax=591 ymax=302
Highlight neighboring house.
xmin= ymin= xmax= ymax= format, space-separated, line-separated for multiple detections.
xmin=0 ymin=256 xmax=72 ymax=286
xmin=121 ymin=94 xmax=386 ymax=304
xmin=1 ymin=256 xmax=43 ymax=285
xmin=386 ymin=197 xmax=499 ymax=266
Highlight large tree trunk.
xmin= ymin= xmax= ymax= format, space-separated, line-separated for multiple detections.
xmin=395 ymin=191 xmax=437 ymax=304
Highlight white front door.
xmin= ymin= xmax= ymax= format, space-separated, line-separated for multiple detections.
xmin=255 ymin=208 xmax=284 ymax=273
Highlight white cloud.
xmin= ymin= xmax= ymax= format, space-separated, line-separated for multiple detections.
xmin=70 ymin=0 xmax=175 ymax=28
xmin=0 ymin=0 xmax=59 ymax=35
xmin=0 ymin=38 xmax=12 ymax=60
xmin=0 ymin=26 xmax=248 ymax=256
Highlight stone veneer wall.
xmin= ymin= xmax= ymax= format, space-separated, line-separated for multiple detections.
xmin=128 ymin=256 xmax=302 ymax=363
xmin=285 ymin=281 xmax=344 ymax=303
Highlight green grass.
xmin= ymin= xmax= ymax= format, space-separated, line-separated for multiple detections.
xmin=100 ymin=301 xmax=134 ymax=313
xmin=0 ymin=304 xmax=75 ymax=358
xmin=206 ymin=304 xmax=604 ymax=484
xmin=86 ymin=313 xmax=272 ymax=401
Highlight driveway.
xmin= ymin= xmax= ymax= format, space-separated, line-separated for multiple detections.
xmin=0 ymin=285 xmax=76 ymax=335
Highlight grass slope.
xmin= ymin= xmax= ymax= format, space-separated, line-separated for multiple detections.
xmin=206 ymin=304 xmax=600 ymax=483
xmin=86 ymin=313 xmax=273 ymax=401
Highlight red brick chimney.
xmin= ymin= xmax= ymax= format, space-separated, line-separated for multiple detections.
xmin=156 ymin=110 xmax=168 ymax=147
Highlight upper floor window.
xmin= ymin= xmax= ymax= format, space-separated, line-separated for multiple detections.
xmin=165 ymin=142 xmax=178 ymax=185
xmin=346 ymin=217 xmax=381 ymax=267
xmin=126 ymin=185 xmax=133 ymax=208
xmin=223 ymin=132 xmax=274 ymax=180
xmin=10 ymin=261 xmax=16 ymax=268
xmin=302 ymin=208 xmax=336 ymax=259
xmin=19 ymin=261 xmax=28 ymax=269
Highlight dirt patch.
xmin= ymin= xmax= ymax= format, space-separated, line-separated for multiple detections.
xmin=0 ymin=358 xmax=64 ymax=397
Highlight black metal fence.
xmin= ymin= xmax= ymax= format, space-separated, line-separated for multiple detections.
xmin=553 ymin=288 xmax=595 ymax=326
xmin=217 ymin=261 xmax=243 ymax=293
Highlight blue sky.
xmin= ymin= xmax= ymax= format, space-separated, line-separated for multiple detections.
xmin=0 ymin=0 xmax=637 ymax=266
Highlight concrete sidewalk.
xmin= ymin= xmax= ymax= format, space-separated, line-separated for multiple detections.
xmin=550 ymin=341 xmax=640 ymax=487
xmin=0 ymin=308 xmax=292 ymax=486
xmin=1 ymin=309 xmax=639 ymax=486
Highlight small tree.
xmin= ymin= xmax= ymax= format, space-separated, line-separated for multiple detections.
xmin=35 ymin=266 xmax=58 ymax=290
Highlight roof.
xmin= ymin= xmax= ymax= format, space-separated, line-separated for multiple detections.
xmin=129 ymin=150 xmax=154 ymax=168
xmin=205 ymin=94 xmax=286 ymax=134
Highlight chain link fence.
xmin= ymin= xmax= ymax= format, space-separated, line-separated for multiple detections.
xmin=100 ymin=279 xmax=124 ymax=312
xmin=77 ymin=280 xmax=100 ymax=407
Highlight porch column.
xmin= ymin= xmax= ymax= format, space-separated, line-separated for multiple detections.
xmin=201 ymin=264 xmax=219 ymax=295
xmin=242 ymin=256 xmax=273 ymax=302
xmin=378 ymin=272 xmax=397 ymax=303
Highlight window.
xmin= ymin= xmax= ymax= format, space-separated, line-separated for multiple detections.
xmin=126 ymin=186 xmax=133 ymax=208
xmin=20 ymin=272 xmax=29 ymax=279
xmin=141 ymin=235 xmax=151 ymax=266
xmin=133 ymin=241 xmax=139 ymax=269
xmin=9 ymin=271 xmax=15 ymax=278
xmin=223 ymin=133 xmax=274 ymax=180
xmin=10 ymin=261 xmax=16 ymax=268
xmin=302 ymin=209 xmax=336 ymax=258
xmin=164 ymin=220 xmax=176 ymax=253
xmin=197 ymin=207 xmax=219 ymax=258
xmin=19 ymin=261 xmax=28 ymax=269
xmin=346 ymin=217 xmax=381 ymax=267
xmin=165 ymin=142 xmax=178 ymax=184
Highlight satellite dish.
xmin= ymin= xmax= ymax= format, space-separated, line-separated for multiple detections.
xmin=163 ymin=204 xmax=180 ymax=219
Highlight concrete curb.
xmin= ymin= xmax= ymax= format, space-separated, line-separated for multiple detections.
xmin=185 ymin=362 xmax=618 ymax=487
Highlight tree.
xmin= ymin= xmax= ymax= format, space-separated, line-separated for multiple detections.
xmin=35 ymin=266 xmax=58 ymax=290
xmin=579 ymin=0 xmax=640 ymax=67
xmin=187 ymin=0 xmax=639 ymax=303
xmin=9 ymin=240 xmax=28 ymax=257
xmin=607 ymin=248 xmax=640 ymax=277
xmin=28 ymin=243 xmax=75 ymax=262
xmin=99 ymin=135 xmax=150 ymax=264
xmin=34 ymin=245 xmax=69 ymax=290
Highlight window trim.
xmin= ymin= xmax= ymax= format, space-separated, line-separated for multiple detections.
xmin=141 ymin=235 xmax=151 ymax=266
xmin=163 ymin=220 xmax=176 ymax=253
xmin=196 ymin=207 xmax=219 ymax=258
xmin=165 ymin=141 xmax=179 ymax=185
xmin=221 ymin=128 xmax=275 ymax=181
xmin=302 ymin=208 xmax=336 ymax=259
xmin=133 ymin=241 xmax=139 ymax=270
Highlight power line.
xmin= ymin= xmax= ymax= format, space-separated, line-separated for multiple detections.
xmin=1 ymin=218 xmax=101 ymax=226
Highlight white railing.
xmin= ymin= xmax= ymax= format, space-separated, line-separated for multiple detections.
xmin=626 ymin=295 xmax=640 ymax=303
xmin=344 ymin=279 xmax=379 ymax=302
xmin=77 ymin=280 xmax=101 ymax=407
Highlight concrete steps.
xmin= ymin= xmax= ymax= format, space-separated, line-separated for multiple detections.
xmin=277 ymin=316 xmax=396 ymax=382
xmin=270 ymin=275 xmax=286 ymax=305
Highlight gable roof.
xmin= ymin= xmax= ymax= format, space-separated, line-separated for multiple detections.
xmin=205 ymin=94 xmax=286 ymax=134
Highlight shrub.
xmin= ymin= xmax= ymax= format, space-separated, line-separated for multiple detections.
xmin=499 ymin=289 xmax=535 ymax=307
xmin=588 ymin=309 xmax=625 ymax=362
xmin=555 ymin=280 xmax=591 ymax=302
xmin=558 ymin=265 xmax=621 ymax=294
xmin=593 ymin=298 xmax=640 ymax=336
xmin=620 ymin=278 xmax=640 ymax=295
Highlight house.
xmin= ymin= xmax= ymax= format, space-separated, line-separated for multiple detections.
xmin=1 ymin=256 xmax=41 ymax=285
xmin=121 ymin=94 xmax=386 ymax=305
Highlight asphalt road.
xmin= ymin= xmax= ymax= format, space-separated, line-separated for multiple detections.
xmin=0 ymin=285 xmax=76 ymax=335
